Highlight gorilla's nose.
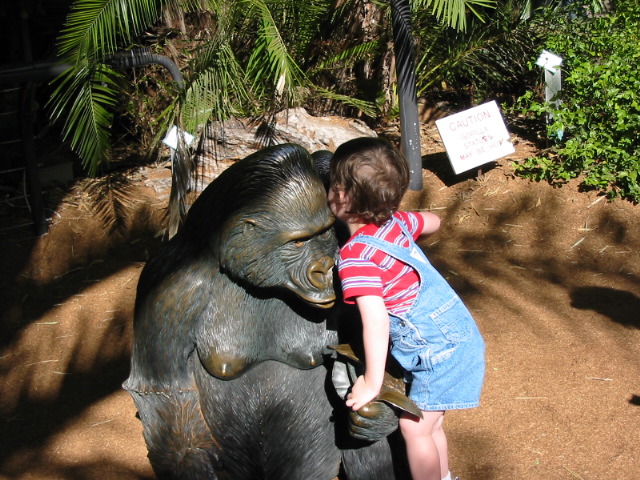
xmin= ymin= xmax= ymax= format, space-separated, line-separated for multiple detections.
xmin=307 ymin=256 xmax=334 ymax=289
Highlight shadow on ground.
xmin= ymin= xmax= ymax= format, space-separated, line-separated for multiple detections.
xmin=1 ymin=152 xmax=639 ymax=479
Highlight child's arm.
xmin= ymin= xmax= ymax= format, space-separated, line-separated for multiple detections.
xmin=346 ymin=295 xmax=390 ymax=411
xmin=416 ymin=211 xmax=441 ymax=237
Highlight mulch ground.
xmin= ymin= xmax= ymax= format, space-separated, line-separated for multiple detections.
xmin=1 ymin=125 xmax=639 ymax=480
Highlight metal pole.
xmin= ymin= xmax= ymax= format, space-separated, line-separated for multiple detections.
xmin=390 ymin=0 xmax=422 ymax=191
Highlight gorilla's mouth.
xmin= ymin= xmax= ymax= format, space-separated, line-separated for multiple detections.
xmin=285 ymin=272 xmax=336 ymax=308
xmin=299 ymin=293 xmax=336 ymax=309
xmin=312 ymin=298 xmax=336 ymax=309
xmin=288 ymin=287 xmax=336 ymax=308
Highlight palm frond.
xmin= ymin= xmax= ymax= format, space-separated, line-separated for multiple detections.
xmin=412 ymin=0 xmax=496 ymax=31
xmin=273 ymin=1 xmax=336 ymax=56
xmin=181 ymin=42 xmax=253 ymax=132
xmin=166 ymin=117 xmax=194 ymax=238
xmin=314 ymin=40 xmax=382 ymax=71
xmin=164 ymin=0 xmax=214 ymax=15
xmin=48 ymin=63 xmax=122 ymax=175
xmin=51 ymin=0 xmax=166 ymax=176
xmin=414 ymin=1 xmax=542 ymax=99
xmin=314 ymin=88 xmax=377 ymax=118
xmin=58 ymin=0 xmax=162 ymax=63
xmin=244 ymin=0 xmax=307 ymax=104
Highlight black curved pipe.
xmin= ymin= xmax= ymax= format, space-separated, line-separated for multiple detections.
xmin=105 ymin=47 xmax=184 ymax=90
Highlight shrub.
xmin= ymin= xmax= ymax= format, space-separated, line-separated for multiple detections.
xmin=513 ymin=1 xmax=640 ymax=201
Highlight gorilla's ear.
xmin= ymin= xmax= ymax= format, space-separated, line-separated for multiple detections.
xmin=242 ymin=218 xmax=258 ymax=235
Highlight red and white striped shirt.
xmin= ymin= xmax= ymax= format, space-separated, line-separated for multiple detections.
xmin=337 ymin=211 xmax=425 ymax=316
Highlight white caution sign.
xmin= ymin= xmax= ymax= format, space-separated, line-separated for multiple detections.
xmin=435 ymin=100 xmax=515 ymax=174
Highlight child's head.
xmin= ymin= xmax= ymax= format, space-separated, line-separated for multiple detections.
xmin=329 ymin=137 xmax=409 ymax=226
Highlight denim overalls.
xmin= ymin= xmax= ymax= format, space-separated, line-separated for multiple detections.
xmin=353 ymin=217 xmax=485 ymax=411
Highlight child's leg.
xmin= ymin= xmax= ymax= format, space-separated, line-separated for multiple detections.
xmin=399 ymin=410 xmax=448 ymax=480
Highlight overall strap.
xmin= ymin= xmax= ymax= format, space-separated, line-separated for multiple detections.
xmin=353 ymin=217 xmax=431 ymax=321
xmin=354 ymin=218 xmax=461 ymax=325
xmin=393 ymin=215 xmax=413 ymax=239
xmin=353 ymin=217 xmax=428 ymax=272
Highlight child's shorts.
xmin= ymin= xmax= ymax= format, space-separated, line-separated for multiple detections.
xmin=390 ymin=302 xmax=485 ymax=411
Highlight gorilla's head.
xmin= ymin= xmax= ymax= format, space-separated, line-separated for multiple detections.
xmin=184 ymin=143 xmax=337 ymax=308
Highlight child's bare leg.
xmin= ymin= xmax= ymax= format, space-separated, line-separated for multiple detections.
xmin=399 ymin=410 xmax=448 ymax=480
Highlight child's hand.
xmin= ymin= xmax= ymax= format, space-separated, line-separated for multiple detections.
xmin=346 ymin=375 xmax=381 ymax=411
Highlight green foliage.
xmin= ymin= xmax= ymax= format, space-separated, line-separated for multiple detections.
xmin=49 ymin=61 xmax=123 ymax=176
xmin=50 ymin=0 xmax=167 ymax=174
xmin=414 ymin=0 xmax=544 ymax=102
xmin=513 ymin=1 xmax=640 ymax=201
xmin=245 ymin=0 xmax=307 ymax=104
xmin=51 ymin=0 xmax=365 ymax=173
xmin=51 ymin=0 xmax=508 ymax=175
xmin=413 ymin=0 xmax=495 ymax=31
xmin=57 ymin=0 xmax=161 ymax=63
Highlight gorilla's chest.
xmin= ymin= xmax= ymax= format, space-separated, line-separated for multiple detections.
xmin=194 ymin=361 xmax=342 ymax=480
xmin=195 ymin=277 xmax=338 ymax=380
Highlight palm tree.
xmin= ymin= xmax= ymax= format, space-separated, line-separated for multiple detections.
xmin=49 ymin=0 xmax=503 ymax=230
xmin=50 ymin=0 xmax=352 ymax=234
xmin=50 ymin=0 xmax=375 ymax=172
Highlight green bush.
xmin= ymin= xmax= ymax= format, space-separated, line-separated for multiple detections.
xmin=513 ymin=1 xmax=640 ymax=201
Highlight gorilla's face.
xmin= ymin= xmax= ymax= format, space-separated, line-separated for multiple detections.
xmin=219 ymin=174 xmax=338 ymax=308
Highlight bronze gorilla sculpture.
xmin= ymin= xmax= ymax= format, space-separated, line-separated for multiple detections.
xmin=123 ymin=143 xmax=407 ymax=479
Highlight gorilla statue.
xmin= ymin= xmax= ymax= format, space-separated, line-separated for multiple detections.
xmin=123 ymin=143 xmax=410 ymax=480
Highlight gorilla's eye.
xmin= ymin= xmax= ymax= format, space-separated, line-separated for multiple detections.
xmin=320 ymin=228 xmax=333 ymax=239
xmin=290 ymin=235 xmax=311 ymax=247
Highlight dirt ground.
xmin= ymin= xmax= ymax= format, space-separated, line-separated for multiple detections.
xmin=1 ymin=125 xmax=639 ymax=480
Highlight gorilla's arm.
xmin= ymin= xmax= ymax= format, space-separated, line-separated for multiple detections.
xmin=130 ymin=372 xmax=222 ymax=480
xmin=124 ymin=250 xmax=222 ymax=479
xmin=125 ymin=258 xmax=205 ymax=391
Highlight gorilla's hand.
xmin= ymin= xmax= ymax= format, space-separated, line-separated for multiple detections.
xmin=331 ymin=344 xmax=422 ymax=442
xmin=347 ymin=400 xmax=399 ymax=441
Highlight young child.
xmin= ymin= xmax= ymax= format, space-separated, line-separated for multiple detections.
xmin=328 ymin=137 xmax=485 ymax=480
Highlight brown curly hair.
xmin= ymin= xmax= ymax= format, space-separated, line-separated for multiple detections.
xmin=330 ymin=137 xmax=409 ymax=226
